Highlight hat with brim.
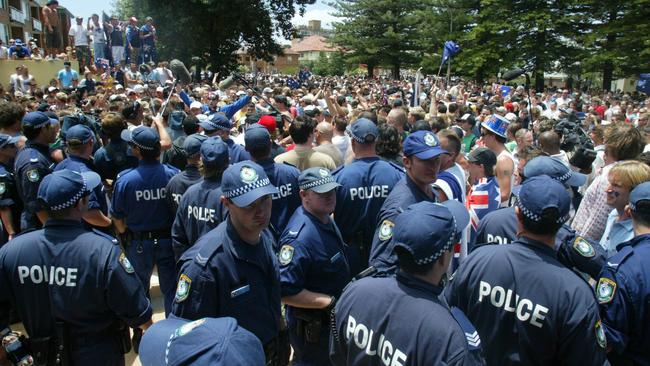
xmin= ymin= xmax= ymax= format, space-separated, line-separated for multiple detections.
xmin=298 ymin=167 xmax=341 ymax=193
xmin=523 ymin=156 xmax=587 ymax=188
xmin=517 ymin=175 xmax=570 ymax=224
xmin=482 ymin=114 xmax=510 ymax=138
xmin=222 ymin=161 xmax=278 ymax=208
xmin=121 ymin=126 xmax=160 ymax=151
xmin=0 ymin=134 xmax=20 ymax=148
xmin=22 ymin=111 xmax=59 ymax=129
xmin=37 ymin=170 xmax=101 ymax=211
xmin=403 ymin=131 xmax=449 ymax=160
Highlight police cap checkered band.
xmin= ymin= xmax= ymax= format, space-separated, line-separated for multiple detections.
xmin=49 ymin=178 xmax=87 ymax=211
xmin=515 ymin=197 xmax=570 ymax=224
xmin=414 ymin=213 xmax=458 ymax=265
xmin=223 ymin=178 xmax=272 ymax=199
xmin=299 ymin=175 xmax=335 ymax=190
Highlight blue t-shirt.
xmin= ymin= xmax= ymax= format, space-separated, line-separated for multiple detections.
xmin=57 ymin=69 xmax=79 ymax=88
xmin=9 ymin=46 xmax=30 ymax=59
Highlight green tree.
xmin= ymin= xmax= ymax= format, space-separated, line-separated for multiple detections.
xmin=113 ymin=0 xmax=315 ymax=75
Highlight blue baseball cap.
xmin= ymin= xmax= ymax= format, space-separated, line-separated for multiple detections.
xmin=523 ymin=156 xmax=587 ymax=187
xmin=244 ymin=124 xmax=271 ymax=149
xmin=298 ymin=167 xmax=340 ymax=193
xmin=346 ymin=118 xmax=378 ymax=144
xmin=139 ymin=315 xmax=265 ymax=366
xmin=222 ymin=161 xmax=278 ymax=207
xmin=65 ymin=124 xmax=94 ymax=145
xmin=629 ymin=181 xmax=650 ymax=211
xmin=482 ymin=114 xmax=510 ymax=138
xmin=517 ymin=175 xmax=570 ymax=224
xmin=199 ymin=113 xmax=231 ymax=132
xmin=37 ymin=169 xmax=101 ymax=211
xmin=200 ymin=136 xmax=229 ymax=167
xmin=183 ymin=133 xmax=208 ymax=157
xmin=121 ymin=126 xmax=160 ymax=151
xmin=403 ymin=131 xmax=449 ymax=160
xmin=0 ymin=134 xmax=20 ymax=148
xmin=392 ymin=200 xmax=469 ymax=265
xmin=22 ymin=111 xmax=59 ymax=129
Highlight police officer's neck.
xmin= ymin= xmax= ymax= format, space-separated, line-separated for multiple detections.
xmin=520 ymin=231 xmax=555 ymax=248
xmin=229 ymin=218 xmax=262 ymax=245
xmin=633 ymin=223 xmax=650 ymax=237
xmin=352 ymin=144 xmax=376 ymax=159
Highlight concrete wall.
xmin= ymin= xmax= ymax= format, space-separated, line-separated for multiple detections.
xmin=0 ymin=59 xmax=78 ymax=87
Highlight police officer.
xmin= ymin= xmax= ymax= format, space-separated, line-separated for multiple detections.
xmin=14 ymin=111 xmax=58 ymax=231
xmin=333 ymin=118 xmax=403 ymax=273
xmin=165 ymin=133 xmax=205 ymax=213
xmin=172 ymin=161 xmax=288 ymax=365
xmin=55 ymin=124 xmax=111 ymax=230
xmin=0 ymin=134 xmax=21 ymax=244
xmin=0 ymin=169 xmax=152 ymax=365
xmin=245 ymin=124 xmax=300 ymax=244
xmin=446 ymin=175 xmax=608 ymax=365
xmin=279 ymin=167 xmax=352 ymax=366
xmin=171 ymin=136 xmax=229 ymax=260
xmin=93 ymin=112 xmax=138 ymax=183
xmin=330 ymin=200 xmax=484 ymax=365
xmin=597 ymin=181 xmax=650 ymax=364
xmin=140 ymin=316 xmax=265 ymax=366
xmin=198 ymin=113 xmax=251 ymax=163
xmin=111 ymin=125 xmax=179 ymax=319
xmin=368 ymin=130 xmax=448 ymax=273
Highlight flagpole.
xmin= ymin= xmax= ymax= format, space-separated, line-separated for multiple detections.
xmin=447 ymin=57 xmax=451 ymax=86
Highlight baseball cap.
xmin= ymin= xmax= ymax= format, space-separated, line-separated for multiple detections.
xmin=22 ymin=111 xmax=58 ymax=129
xmin=403 ymin=131 xmax=449 ymax=160
xmin=629 ymin=181 xmax=650 ymax=211
xmin=523 ymin=156 xmax=587 ymax=187
xmin=467 ymin=147 xmax=497 ymax=167
xmin=298 ymin=167 xmax=340 ymax=193
xmin=346 ymin=118 xmax=378 ymax=144
xmin=200 ymin=136 xmax=229 ymax=167
xmin=139 ymin=315 xmax=264 ymax=366
xmin=199 ymin=113 xmax=231 ymax=132
xmin=65 ymin=124 xmax=94 ymax=145
xmin=37 ymin=169 xmax=101 ymax=211
xmin=0 ymin=134 xmax=20 ymax=148
xmin=457 ymin=113 xmax=476 ymax=126
xmin=121 ymin=125 xmax=160 ymax=151
xmin=222 ymin=161 xmax=278 ymax=207
xmin=482 ymin=114 xmax=509 ymax=138
xmin=155 ymin=86 xmax=164 ymax=93
xmin=516 ymin=175 xmax=570 ymax=224
xmin=257 ymin=115 xmax=277 ymax=133
xmin=183 ymin=133 xmax=208 ymax=157
xmin=14 ymin=39 xmax=23 ymax=46
xmin=133 ymin=84 xmax=145 ymax=94
xmin=190 ymin=101 xmax=203 ymax=110
xmin=262 ymin=87 xmax=273 ymax=94
xmin=393 ymin=200 xmax=469 ymax=265
xmin=244 ymin=124 xmax=271 ymax=149
xmin=504 ymin=112 xmax=518 ymax=123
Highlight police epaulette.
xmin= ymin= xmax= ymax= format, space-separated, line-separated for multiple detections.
xmin=282 ymin=221 xmax=306 ymax=240
xmin=450 ymin=307 xmax=482 ymax=351
xmin=605 ymin=245 xmax=634 ymax=270
xmin=331 ymin=165 xmax=344 ymax=175
xmin=388 ymin=161 xmax=405 ymax=173
xmin=116 ymin=168 xmax=134 ymax=180
xmin=283 ymin=161 xmax=298 ymax=169
xmin=92 ymin=229 xmax=119 ymax=244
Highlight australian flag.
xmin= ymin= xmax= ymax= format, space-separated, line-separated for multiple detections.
xmin=638 ymin=74 xmax=650 ymax=94
xmin=441 ymin=41 xmax=460 ymax=66
xmin=467 ymin=176 xmax=500 ymax=245
xmin=287 ymin=78 xmax=300 ymax=89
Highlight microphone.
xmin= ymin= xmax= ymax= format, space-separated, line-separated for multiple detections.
xmin=218 ymin=74 xmax=239 ymax=90
xmin=501 ymin=68 xmax=526 ymax=81
xmin=169 ymin=59 xmax=191 ymax=85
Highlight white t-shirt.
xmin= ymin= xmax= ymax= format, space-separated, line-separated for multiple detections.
xmin=0 ymin=46 xmax=7 ymax=59
xmin=68 ymin=24 xmax=89 ymax=46
xmin=89 ymin=23 xmax=106 ymax=43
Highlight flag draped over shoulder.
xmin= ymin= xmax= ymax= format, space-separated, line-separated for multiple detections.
xmin=441 ymin=41 xmax=460 ymax=66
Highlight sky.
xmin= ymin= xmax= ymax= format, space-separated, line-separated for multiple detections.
xmin=60 ymin=0 xmax=337 ymax=29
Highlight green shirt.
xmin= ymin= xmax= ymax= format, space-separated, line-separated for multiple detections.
xmin=461 ymin=133 xmax=478 ymax=154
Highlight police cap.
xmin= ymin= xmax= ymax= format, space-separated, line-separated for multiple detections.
xmin=183 ymin=133 xmax=208 ymax=157
xmin=298 ymin=167 xmax=340 ymax=193
xmin=403 ymin=131 xmax=449 ymax=160
xmin=523 ymin=156 xmax=587 ymax=187
xmin=222 ymin=161 xmax=278 ymax=207
xmin=346 ymin=118 xmax=378 ymax=144
xmin=200 ymin=136 xmax=229 ymax=168
xmin=121 ymin=126 xmax=160 ymax=151
xmin=517 ymin=175 xmax=570 ymax=224
xmin=37 ymin=169 xmax=101 ymax=211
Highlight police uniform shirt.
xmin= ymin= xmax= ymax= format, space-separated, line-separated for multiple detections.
xmin=14 ymin=142 xmax=55 ymax=230
xmin=473 ymin=207 xmax=517 ymax=248
xmin=110 ymin=160 xmax=179 ymax=232
xmin=55 ymin=155 xmax=108 ymax=216
xmin=256 ymin=158 xmax=301 ymax=242
xmin=332 ymin=157 xmax=404 ymax=269
xmin=165 ymin=165 xmax=202 ymax=213
xmin=445 ymin=237 xmax=608 ymax=365
xmin=368 ymin=175 xmax=436 ymax=273
xmin=0 ymin=161 xmax=21 ymax=243
xmin=93 ymin=139 xmax=139 ymax=182
xmin=172 ymin=219 xmax=282 ymax=345
xmin=597 ymin=233 xmax=650 ymax=363
xmin=171 ymin=178 xmax=228 ymax=260
xmin=0 ymin=220 xmax=152 ymax=364
xmin=331 ymin=272 xmax=484 ymax=366
xmin=224 ymin=138 xmax=251 ymax=164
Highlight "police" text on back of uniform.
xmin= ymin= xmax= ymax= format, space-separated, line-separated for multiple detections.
xmin=346 ymin=315 xmax=407 ymax=366
xmin=478 ymin=280 xmax=548 ymax=328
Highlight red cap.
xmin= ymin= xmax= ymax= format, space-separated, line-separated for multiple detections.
xmin=505 ymin=102 xmax=514 ymax=112
xmin=258 ymin=115 xmax=277 ymax=133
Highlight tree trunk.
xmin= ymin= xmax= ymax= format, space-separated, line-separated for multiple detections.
xmin=602 ymin=10 xmax=617 ymax=91
xmin=367 ymin=63 xmax=375 ymax=78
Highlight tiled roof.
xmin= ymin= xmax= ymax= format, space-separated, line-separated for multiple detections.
xmin=289 ymin=35 xmax=336 ymax=53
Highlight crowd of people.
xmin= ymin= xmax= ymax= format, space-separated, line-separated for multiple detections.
xmin=0 ymin=52 xmax=648 ymax=366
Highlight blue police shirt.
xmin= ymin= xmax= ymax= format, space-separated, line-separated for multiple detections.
xmin=597 ymin=233 xmax=650 ymax=364
xmin=14 ymin=142 xmax=55 ymax=230
xmin=446 ymin=237 xmax=608 ymax=366
xmin=171 ymin=177 xmax=228 ymax=260
xmin=0 ymin=161 xmax=21 ymax=243
xmin=0 ymin=219 xmax=152 ymax=364
xmin=165 ymin=165 xmax=202 ymax=213
xmin=93 ymin=138 xmax=138 ymax=181
xmin=206 ymin=95 xmax=252 ymax=120
xmin=172 ymin=219 xmax=282 ymax=345
xmin=110 ymin=160 xmax=179 ymax=232
xmin=256 ymin=158 xmax=301 ymax=243
xmin=225 ymin=138 xmax=251 ymax=164
xmin=368 ymin=175 xmax=437 ymax=273
xmin=473 ymin=207 xmax=517 ymax=248
xmin=55 ymin=155 xmax=108 ymax=215
xmin=331 ymin=272 xmax=484 ymax=366
xmin=332 ymin=157 xmax=403 ymax=269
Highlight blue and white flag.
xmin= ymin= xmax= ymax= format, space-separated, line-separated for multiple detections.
xmin=441 ymin=41 xmax=461 ymax=66
xmin=637 ymin=74 xmax=650 ymax=94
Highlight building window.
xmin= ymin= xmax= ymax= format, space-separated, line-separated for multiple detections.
xmin=0 ymin=25 xmax=7 ymax=44
xmin=287 ymin=56 xmax=292 ymax=62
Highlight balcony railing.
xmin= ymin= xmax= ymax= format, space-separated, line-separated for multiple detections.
xmin=32 ymin=18 xmax=41 ymax=32
xmin=9 ymin=6 xmax=25 ymax=24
